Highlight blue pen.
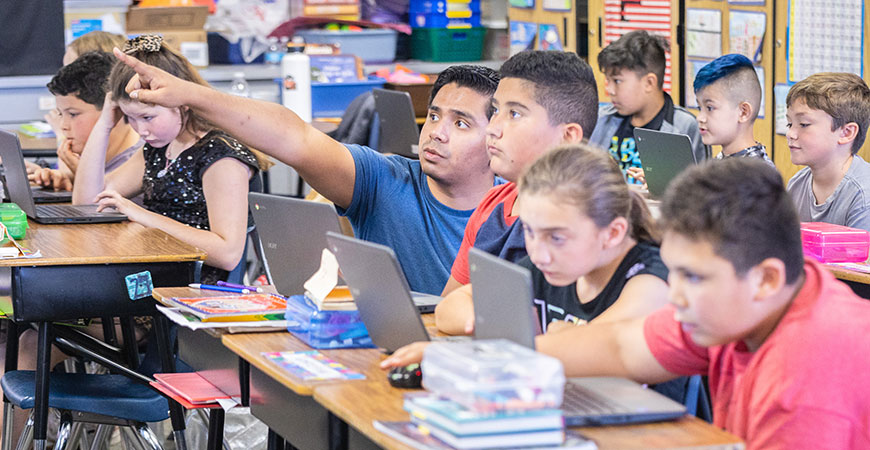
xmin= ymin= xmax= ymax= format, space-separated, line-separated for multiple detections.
xmin=189 ymin=283 xmax=251 ymax=294
xmin=216 ymin=280 xmax=264 ymax=293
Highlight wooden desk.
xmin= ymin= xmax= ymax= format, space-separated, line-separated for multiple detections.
xmin=16 ymin=132 xmax=57 ymax=158
xmin=827 ymin=264 xmax=870 ymax=285
xmin=2 ymin=221 xmax=205 ymax=450
xmin=314 ymin=379 xmax=745 ymax=450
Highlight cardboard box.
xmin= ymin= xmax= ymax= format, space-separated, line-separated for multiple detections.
xmin=126 ymin=6 xmax=209 ymax=67
xmin=64 ymin=5 xmax=127 ymax=45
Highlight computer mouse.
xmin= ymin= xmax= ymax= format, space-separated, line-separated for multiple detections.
xmin=387 ymin=363 xmax=423 ymax=389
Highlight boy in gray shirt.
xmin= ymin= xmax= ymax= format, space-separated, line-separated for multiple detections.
xmin=785 ymin=73 xmax=870 ymax=231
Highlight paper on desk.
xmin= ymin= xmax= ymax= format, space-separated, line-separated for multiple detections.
xmin=303 ymin=248 xmax=340 ymax=304
xmin=156 ymin=305 xmax=296 ymax=332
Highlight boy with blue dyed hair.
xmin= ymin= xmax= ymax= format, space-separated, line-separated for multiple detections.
xmin=694 ymin=54 xmax=772 ymax=164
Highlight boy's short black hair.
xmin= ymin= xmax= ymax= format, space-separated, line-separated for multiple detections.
xmin=429 ymin=65 xmax=501 ymax=118
xmin=499 ymin=50 xmax=598 ymax=136
xmin=660 ymin=158 xmax=804 ymax=284
xmin=597 ymin=30 xmax=669 ymax=89
xmin=46 ymin=51 xmax=114 ymax=109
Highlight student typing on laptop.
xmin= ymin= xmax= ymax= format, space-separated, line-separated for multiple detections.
xmin=74 ymin=35 xmax=265 ymax=284
xmin=115 ymin=48 xmax=501 ymax=295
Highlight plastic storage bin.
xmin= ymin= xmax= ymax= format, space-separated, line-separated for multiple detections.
xmin=410 ymin=0 xmax=481 ymax=29
xmin=421 ymin=339 xmax=565 ymax=412
xmin=0 ymin=203 xmax=27 ymax=241
xmin=801 ymin=222 xmax=870 ymax=263
xmin=411 ymin=27 xmax=486 ymax=62
xmin=310 ymin=77 xmax=386 ymax=118
xmin=295 ymin=29 xmax=398 ymax=63
xmin=285 ymin=295 xmax=373 ymax=349
xmin=410 ymin=13 xmax=481 ymax=29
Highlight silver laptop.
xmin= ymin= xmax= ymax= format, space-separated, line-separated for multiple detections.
xmin=633 ymin=128 xmax=697 ymax=199
xmin=468 ymin=247 xmax=687 ymax=427
xmin=249 ymin=193 xmax=345 ymax=297
xmin=0 ymin=130 xmax=126 ymax=224
xmin=372 ymin=89 xmax=420 ymax=158
xmin=325 ymin=232 xmax=445 ymax=353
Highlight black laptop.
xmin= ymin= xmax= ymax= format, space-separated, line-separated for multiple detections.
xmin=372 ymin=89 xmax=420 ymax=158
xmin=0 ymin=130 xmax=125 ymax=224
xmin=633 ymin=128 xmax=697 ymax=199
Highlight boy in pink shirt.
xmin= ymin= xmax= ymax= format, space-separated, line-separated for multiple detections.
xmin=535 ymin=158 xmax=870 ymax=448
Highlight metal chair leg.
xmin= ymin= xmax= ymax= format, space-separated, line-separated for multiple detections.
xmin=66 ymin=421 xmax=85 ymax=450
xmin=131 ymin=423 xmax=163 ymax=450
xmin=89 ymin=425 xmax=112 ymax=450
xmin=13 ymin=413 xmax=33 ymax=450
xmin=54 ymin=411 xmax=74 ymax=450
xmin=2 ymin=402 xmax=14 ymax=450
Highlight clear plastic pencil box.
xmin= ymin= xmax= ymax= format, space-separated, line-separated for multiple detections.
xmin=421 ymin=339 xmax=565 ymax=412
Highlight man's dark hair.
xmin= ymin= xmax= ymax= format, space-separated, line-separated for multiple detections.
xmin=597 ymin=30 xmax=669 ymax=89
xmin=499 ymin=50 xmax=599 ymax=136
xmin=46 ymin=51 xmax=114 ymax=109
xmin=429 ymin=65 xmax=501 ymax=118
xmin=660 ymin=158 xmax=804 ymax=284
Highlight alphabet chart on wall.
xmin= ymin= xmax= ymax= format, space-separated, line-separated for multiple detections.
xmin=787 ymin=0 xmax=863 ymax=82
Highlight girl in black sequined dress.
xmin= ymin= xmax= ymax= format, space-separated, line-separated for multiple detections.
xmin=73 ymin=35 xmax=263 ymax=284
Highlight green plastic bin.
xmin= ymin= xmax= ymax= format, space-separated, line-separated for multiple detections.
xmin=0 ymin=203 xmax=27 ymax=240
xmin=411 ymin=27 xmax=485 ymax=62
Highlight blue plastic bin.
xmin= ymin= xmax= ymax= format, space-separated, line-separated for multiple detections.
xmin=295 ymin=29 xmax=398 ymax=63
xmin=285 ymin=295 xmax=373 ymax=349
xmin=409 ymin=0 xmax=481 ymax=14
xmin=310 ymin=77 xmax=386 ymax=118
xmin=411 ymin=12 xmax=481 ymax=28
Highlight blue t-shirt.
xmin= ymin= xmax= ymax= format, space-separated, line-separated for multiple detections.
xmin=336 ymin=144 xmax=479 ymax=294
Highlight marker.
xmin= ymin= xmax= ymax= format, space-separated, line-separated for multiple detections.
xmin=189 ymin=283 xmax=250 ymax=294
xmin=217 ymin=280 xmax=264 ymax=293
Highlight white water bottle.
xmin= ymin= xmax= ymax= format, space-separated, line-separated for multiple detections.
xmin=281 ymin=37 xmax=312 ymax=122
xmin=229 ymin=72 xmax=250 ymax=98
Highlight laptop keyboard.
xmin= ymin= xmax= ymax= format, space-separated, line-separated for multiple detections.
xmin=562 ymin=381 xmax=632 ymax=415
xmin=36 ymin=204 xmax=92 ymax=217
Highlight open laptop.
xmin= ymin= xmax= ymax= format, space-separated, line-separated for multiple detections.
xmin=468 ymin=247 xmax=687 ymax=427
xmin=372 ymin=89 xmax=420 ymax=158
xmin=249 ymin=193 xmax=345 ymax=296
xmin=633 ymin=128 xmax=697 ymax=199
xmin=325 ymin=232 xmax=446 ymax=353
xmin=0 ymin=130 xmax=125 ymax=224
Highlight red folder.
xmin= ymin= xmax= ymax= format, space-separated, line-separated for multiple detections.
xmin=153 ymin=372 xmax=231 ymax=406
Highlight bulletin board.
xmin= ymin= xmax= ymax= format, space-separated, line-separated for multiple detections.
xmin=588 ymin=0 xmax=681 ymax=100
xmin=773 ymin=0 xmax=870 ymax=180
xmin=508 ymin=0 xmax=576 ymax=55
xmin=683 ymin=0 xmax=774 ymax=158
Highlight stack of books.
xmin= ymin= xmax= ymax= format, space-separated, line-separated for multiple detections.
xmin=373 ymin=393 xmax=596 ymax=449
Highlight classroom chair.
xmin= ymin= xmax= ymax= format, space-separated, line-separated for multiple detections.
xmin=0 ymin=323 xmax=169 ymax=450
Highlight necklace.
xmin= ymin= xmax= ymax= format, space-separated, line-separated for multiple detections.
xmin=157 ymin=149 xmax=180 ymax=178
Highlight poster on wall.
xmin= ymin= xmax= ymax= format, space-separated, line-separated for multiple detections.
xmin=686 ymin=8 xmax=722 ymax=59
xmin=542 ymin=0 xmax=571 ymax=12
xmin=729 ymin=11 xmax=766 ymax=63
xmin=787 ymin=0 xmax=863 ymax=81
xmin=509 ymin=0 xmax=535 ymax=9
xmin=510 ymin=21 xmax=537 ymax=55
xmin=538 ymin=24 xmax=563 ymax=50
xmin=774 ymin=83 xmax=792 ymax=135
xmin=684 ymin=59 xmax=708 ymax=109
xmin=603 ymin=0 xmax=673 ymax=92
